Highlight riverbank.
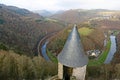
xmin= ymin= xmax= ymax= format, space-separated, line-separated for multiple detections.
xmin=88 ymin=39 xmax=111 ymax=66
xmin=88 ymin=35 xmax=117 ymax=66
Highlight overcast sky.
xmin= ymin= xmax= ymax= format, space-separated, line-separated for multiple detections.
xmin=1 ymin=0 xmax=120 ymax=11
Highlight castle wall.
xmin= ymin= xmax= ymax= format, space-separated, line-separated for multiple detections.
xmin=72 ymin=65 xmax=87 ymax=80
xmin=58 ymin=62 xmax=63 ymax=79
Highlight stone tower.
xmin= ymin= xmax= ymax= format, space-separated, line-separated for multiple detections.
xmin=57 ymin=25 xmax=88 ymax=80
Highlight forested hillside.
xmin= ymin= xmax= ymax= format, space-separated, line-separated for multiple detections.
xmin=0 ymin=4 xmax=64 ymax=56
xmin=0 ymin=50 xmax=57 ymax=79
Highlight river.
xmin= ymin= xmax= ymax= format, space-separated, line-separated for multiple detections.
xmin=104 ymin=35 xmax=116 ymax=64
xmin=41 ymin=41 xmax=50 ymax=61
xmin=41 ymin=35 xmax=117 ymax=62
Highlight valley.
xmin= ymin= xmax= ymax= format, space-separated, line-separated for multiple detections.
xmin=1 ymin=3 xmax=120 ymax=80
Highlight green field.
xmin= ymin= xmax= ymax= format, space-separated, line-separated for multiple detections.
xmin=68 ymin=27 xmax=94 ymax=36
xmin=44 ymin=18 xmax=58 ymax=22
xmin=47 ymin=49 xmax=58 ymax=63
xmin=88 ymin=40 xmax=111 ymax=66
xmin=78 ymin=27 xmax=94 ymax=36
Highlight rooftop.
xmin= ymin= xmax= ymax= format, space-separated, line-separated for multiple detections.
xmin=57 ymin=25 xmax=88 ymax=67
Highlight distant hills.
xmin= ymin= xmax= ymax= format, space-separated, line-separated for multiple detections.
xmin=0 ymin=4 xmax=42 ymax=17
xmin=0 ymin=4 xmax=64 ymax=56
xmin=50 ymin=9 xmax=97 ymax=24
xmin=50 ymin=9 xmax=120 ymax=24
xmin=33 ymin=8 xmax=120 ymax=24
xmin=33 ymin=10 xmax=53 ymax=17
xmin=33 ymin=10 xmax=65 ymax=17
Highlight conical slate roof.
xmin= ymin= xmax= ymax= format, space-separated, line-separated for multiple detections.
xmin=57 ymin=25 xmax=88 ymax=67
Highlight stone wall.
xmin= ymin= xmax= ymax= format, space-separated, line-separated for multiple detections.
xmin=72 ymin=65 xmax=87 ymax=80
xmin=58 ymin=62 xmax=63 ymax=79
